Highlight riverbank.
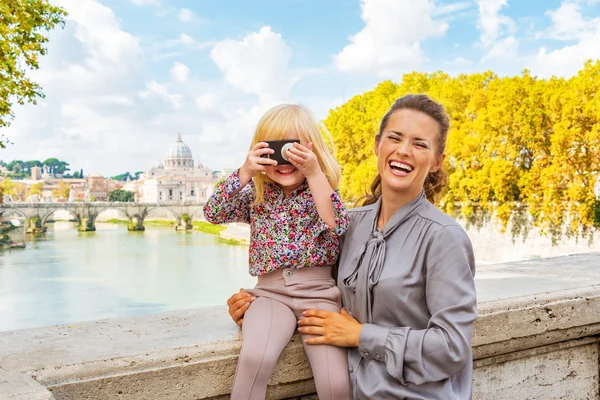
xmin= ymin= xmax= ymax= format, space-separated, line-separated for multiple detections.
xmin=102 ymin=218 xmax=245 ymax=245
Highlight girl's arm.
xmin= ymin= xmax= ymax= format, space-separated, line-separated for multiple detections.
xmin=204 ymin=142 xmax=276 ymax=224
xmin=203 ymin=170 xmax=253 ymax=224
xmin=306 ymin=170 xmax=337 ymax=229
xmin=287 ymin=142 xmax=349 ymax=234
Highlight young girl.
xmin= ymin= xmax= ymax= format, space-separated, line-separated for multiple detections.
xmin=203 ymin=104 xmax=352 ymax=400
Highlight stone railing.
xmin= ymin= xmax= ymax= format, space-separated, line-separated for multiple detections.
xmin=1 ymin=254 xmax=599 ymax=399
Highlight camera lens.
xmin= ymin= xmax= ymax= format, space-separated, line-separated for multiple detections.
xmin=281 ymin=143 xmax=294 ymax=161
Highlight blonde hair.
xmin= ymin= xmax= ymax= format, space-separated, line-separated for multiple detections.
xmin=250 ymin=104 xmax=341 ymax=205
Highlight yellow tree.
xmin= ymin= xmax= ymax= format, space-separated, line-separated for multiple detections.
xmin=326 ymin=62 xmax=600 ymax=241
xmin=1 ymin=177 xmax=16 ymax=197
xmin=51 ymin=181 xmax=70 ymax=200
xmin=28 ymin=182 xmax=44 ymax=197
xmin=324 ymin=81 xmax=403 ymax=204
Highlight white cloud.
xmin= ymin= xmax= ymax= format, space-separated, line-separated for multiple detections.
xmin=450 ymin=56 xmax=473 ymax=66
xmin=170 ymin=62 xmax=190 ymax=82
xmin=130 ymin=0 xmax=159 ymax=6
xmin=476 ymin=0 xmax=518 ymax=61
xmin=526 ymin=1 xmax=600 ymax=77
xmin=139 ymin=80 xmax=184 ymax=109
xmin=433 ymin=1 xmax=474 ymax=16
xmin=545 ymin=1 xmax=599 ymax=40
xmin=178 ymin=8 xmax=196 ymax=22
xmin=195 ymin=93 xmax=218 ymax=111
xmin=210 ymin=26 xmax=297 ymax=102
xmin=1 ymin=0 xmax=175 ymax=174
xmin=476 ymin=0 xmax=515 ymax=46
xmin=482 ymin=35 xmax=518 ymax=61
xmin=334 ymin=0 xmax=448 ymax=78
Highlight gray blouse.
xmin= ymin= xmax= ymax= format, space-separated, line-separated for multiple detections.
xmin=337 ymin=192 xmax=477 ymax=400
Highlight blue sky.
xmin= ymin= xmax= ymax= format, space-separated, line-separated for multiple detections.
xmin=4 ymin=0 xmax=600 ymax=176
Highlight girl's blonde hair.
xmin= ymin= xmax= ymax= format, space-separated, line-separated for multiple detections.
xmin=250 ymin=104 xmax=341 ymax=205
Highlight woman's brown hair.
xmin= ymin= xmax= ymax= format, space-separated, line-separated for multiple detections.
xmin=362 ymin=94 xmax=449 ymax=206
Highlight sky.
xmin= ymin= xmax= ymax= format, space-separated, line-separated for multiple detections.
xmin=3 ymin=0 xmax=600 ymax=176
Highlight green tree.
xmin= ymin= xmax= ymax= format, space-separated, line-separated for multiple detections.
xmin=42 ymin=157 xmax=59 ymax=174
xmin=55 ymin=160 xmax=69 ymax=175
xmin=0 ymin=0 xmax=67 ymax=147
xmin=108 ymin=189 xmax=134 ymax=202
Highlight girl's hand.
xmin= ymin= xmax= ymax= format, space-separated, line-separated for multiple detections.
xmin=297 ymin=308 xmax=363 ymax=347
xmin=239 ymin=142 xmax=277 ymax=183
xmin=227 ymin=288 xmax=256 ymax=328
xmin=287 ymin=142 xmax=321 ymax=179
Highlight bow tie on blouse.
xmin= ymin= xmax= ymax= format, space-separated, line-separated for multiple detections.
xmin=342 ymin=192 xmax=425 ymax=324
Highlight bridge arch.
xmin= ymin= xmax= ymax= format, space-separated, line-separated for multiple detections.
xmin=94 ymin=207 xmax=130 ymax=223
xmin=189 ymin=207 xmax=205 ymax=221
xmin=41 ymin=209 xmax=80 ymax=225
xmin=0 ymin=208 xmax=30 ymax=221
xmin=145 ymin=206 xmax=182 ymax=225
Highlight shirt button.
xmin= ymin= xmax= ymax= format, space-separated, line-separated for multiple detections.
xmin=375 ymin=354 xmax=380 ymax=360
xmin=349 ymin=366 xmax=353 ymax=373
xmin=284 ymin=270 xmax=293 ymax=278
xmin=364 ymin=352 xmax=370 ymax=357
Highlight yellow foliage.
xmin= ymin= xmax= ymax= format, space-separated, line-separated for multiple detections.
xmin=325 ymin=61 xmax=600 ymax=242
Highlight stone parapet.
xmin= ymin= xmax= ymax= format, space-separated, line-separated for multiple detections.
xmin=0 ymin=254 xmax=599 ymax=399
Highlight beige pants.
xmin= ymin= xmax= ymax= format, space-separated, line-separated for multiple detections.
xmin=231 ymin=267 xmax=352 ymax=400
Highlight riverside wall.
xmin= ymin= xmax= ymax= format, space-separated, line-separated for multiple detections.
xmin=1 ymin=253 xmax=599 ymax=400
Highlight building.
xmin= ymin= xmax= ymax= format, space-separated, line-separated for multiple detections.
xmin=87 ymin=173 xmax=109 ymax=201
xmin=31 ymin=166 xmax=42 ymax=181
xmin=133 ymin=134 xmax=218 ymax=203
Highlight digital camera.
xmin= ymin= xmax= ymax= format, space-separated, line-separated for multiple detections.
xmin=260 ymin=140 xmax=300 ymax=165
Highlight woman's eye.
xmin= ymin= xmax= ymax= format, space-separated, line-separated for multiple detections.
xmin=416 ymin=142 xmax=427 ymax=148
xmin=389 ymin=136 xmax=400 ymax=142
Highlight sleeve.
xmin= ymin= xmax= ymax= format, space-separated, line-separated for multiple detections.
xmin=203 ymin=169 xmax=253 ymax=224
xmin=357 ymin=225 xmax=477 ymax=385
xmin=311 ymin=190 xmax=350 ymax=237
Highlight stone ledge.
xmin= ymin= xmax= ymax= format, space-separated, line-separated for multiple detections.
xmin=1 ymin=255 xmax=599 ymax=399
xmin=0 ymin=369 xmax=54 ymax=400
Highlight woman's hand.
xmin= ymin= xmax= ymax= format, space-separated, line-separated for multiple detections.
xmin=239 ymin=142 xmax=277 ymax=184
xmin=227 ymin=288 xmax=256 ymax=328
xmin=297 ymin=308 xmax=363 ymax=347
xmin=287 ymin=142 xmax=321 ymax=179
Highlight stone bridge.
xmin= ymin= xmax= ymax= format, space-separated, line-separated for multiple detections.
xmin=0 ymin=202 xmax=205 ymax=233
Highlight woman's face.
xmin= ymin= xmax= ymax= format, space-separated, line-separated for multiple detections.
xmin=375 ymin=109 xmax=445 ymax=199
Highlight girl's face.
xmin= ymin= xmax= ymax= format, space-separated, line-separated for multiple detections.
xmin=375 ymin=109 xmax=444 ymax=200
xmin=264 ymin=131 xmax=305 ymax=195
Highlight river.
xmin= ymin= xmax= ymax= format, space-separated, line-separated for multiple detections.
xmin=0 ymin=222 xmax=256 ymax=332
xmin=2 ymin=218 xmax=599 ymax=333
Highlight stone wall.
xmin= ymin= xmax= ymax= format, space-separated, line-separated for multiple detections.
xmin=1 ymin=255 xmax=599 ymax=399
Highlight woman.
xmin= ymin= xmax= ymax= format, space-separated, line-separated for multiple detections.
xmin=227 ymin=94 xmax=477 ymax=399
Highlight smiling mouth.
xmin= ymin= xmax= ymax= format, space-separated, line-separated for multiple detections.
xmin=389 ymin=161 xmax=414 ymax=176
xmin=276 ymin=167 xmax=297 ymax=175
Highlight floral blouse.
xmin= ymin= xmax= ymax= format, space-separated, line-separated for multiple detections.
xmin=203 ymin=170 xmax=349 ymax=276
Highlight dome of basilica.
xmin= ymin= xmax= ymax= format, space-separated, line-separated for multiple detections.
xmin=164 ymin=133 xmax=194 ymax=169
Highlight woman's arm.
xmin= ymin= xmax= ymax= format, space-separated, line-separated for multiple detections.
xmin=203 ymin=170 xmax=253 ymax=224
xmin=300 ymin=225 xmax=477 ymax=385
xmin=226 ymin=289 xmax=256 ymax=327
xmin=357 ymin=225 xmax=477 ymax=384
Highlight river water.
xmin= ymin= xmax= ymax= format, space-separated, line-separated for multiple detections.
xmin=2 ymin=219 xmax=599 ymax=333
xmin=0 ymin=222 xmax=256 ymax=332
